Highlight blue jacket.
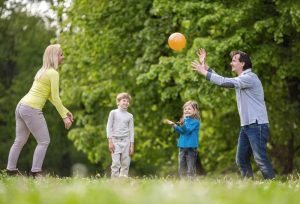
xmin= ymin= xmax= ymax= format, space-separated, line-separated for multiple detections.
xmin=174 ymin=117 xmax=200 ymax=148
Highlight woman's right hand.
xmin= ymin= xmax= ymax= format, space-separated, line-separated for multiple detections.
xmin=67 ymin=112 xmax=74 ymax=122
xmin=63 ymin=117 xmax=72 ymax=129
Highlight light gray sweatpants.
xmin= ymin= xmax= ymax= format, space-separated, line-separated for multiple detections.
xmin=111 ymin=137 xmax=131 ymax=178
xmin=7 ymin=103 xmax=50 ymax=172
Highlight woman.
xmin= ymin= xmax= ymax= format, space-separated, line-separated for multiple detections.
xmin=6 ymin=44 xmax=73 ymax=177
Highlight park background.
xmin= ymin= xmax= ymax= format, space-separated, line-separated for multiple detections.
xmin=0 ymin=0 xmax=299 ymax=178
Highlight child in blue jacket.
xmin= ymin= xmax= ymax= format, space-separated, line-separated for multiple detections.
xmin=165 ymin=100 xmax=200 ymax=179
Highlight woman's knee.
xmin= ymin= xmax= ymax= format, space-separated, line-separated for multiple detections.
xmin=14 ymin=139 xmax=27 ymax=147
xmin=38 ymin=138 xmax=50 ymax=146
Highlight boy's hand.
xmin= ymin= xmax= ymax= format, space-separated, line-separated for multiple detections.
xmin=108 ymin=139 xmax=115 ymax=153
xmin=129 ymin=144 xmax=134 ymax=155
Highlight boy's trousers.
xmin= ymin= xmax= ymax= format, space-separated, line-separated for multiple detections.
xmin=111 ymin=137 xmax=131 ymax=178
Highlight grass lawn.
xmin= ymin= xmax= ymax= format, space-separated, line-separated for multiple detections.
xmin=0 ymin=174 xmax=300 ymax=204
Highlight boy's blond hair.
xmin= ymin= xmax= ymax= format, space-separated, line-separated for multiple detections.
xmin=116 ymin=92 xmax=132 ymax=104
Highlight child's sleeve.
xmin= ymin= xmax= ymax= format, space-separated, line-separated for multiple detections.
xmin=106 ymin=111 xmax=114 ymax=139
xmin=129 ymin=115 xmax=134 ymax=143
xmin=174 ymin=119 xmax=199 ymax=135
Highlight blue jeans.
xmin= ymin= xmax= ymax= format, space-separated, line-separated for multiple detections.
xmin=236 ymin=123 xmax=275 ymax=179
xmin=178 ymin=148 xmax=197 ymax=178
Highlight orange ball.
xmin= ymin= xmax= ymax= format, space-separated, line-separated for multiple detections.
xmin=168 ymin=32 xmax=186 ymax=51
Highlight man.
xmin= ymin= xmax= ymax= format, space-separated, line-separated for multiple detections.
xmin=191 ymin=48 xmax=274 ymax=179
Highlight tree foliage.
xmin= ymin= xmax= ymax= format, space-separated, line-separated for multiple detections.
xmin=57 ymin=0 xmax=300 ymax=176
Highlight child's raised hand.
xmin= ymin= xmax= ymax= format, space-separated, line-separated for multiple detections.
xmin=176 ymin=118 xmax=184 ymax=126
xmin=163 ymin=119 xmax=175 ymax=126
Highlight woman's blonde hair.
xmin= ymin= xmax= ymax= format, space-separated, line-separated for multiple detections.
xmin=183 ymin=100 xmax=200 ymax=119
xmin=34 ymin=44 xmax=62 ymax=80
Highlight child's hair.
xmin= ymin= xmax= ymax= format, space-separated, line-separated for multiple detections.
xmin=183 ymin=100 xmax=200 ymax=119
xmin=116 ymin=92 xmax=132 ymax=104
xmin=35 ymin=44 xmax=62 ymax=80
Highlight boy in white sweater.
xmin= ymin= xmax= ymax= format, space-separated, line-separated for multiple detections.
xmin=106 ymin=93 xmax=134 ymax=178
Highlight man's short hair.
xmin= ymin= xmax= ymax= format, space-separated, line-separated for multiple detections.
xmin=230 ymin=50 xmax=252 ymax=70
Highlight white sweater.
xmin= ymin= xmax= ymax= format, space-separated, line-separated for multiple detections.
xmin=106 ymin=108 xmax=134 ymax=142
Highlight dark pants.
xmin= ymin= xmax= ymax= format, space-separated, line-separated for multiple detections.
xmin=236 ymin=123 xmax=275 ymax=179
xmin=178 ymin=148 xmax=197 ymax=179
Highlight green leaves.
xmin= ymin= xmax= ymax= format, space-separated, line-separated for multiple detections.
xmin=57 ymin=0 xmax=300 ymax=176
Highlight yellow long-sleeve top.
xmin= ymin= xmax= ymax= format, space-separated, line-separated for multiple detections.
xmin=20 ymin=68 xmax=69 ymax=118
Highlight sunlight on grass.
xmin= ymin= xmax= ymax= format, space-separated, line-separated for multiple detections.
xmin=0 ymin=174 xmax=300 ymax=204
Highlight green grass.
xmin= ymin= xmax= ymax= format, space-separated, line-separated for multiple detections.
xmin=0 ymin=175 xmax=300 ymax=204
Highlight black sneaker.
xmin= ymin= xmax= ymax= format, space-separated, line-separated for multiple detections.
xmin=29 ymin=171 xmax=43 ymax=178
xmin=5 ymin=169 xmax=22 ymax=176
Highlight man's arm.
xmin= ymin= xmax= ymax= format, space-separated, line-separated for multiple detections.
xmin=191 ymin=49 xmax=253 ymax=89
xmin=207 ymin=71 xmax=253 ymax=89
